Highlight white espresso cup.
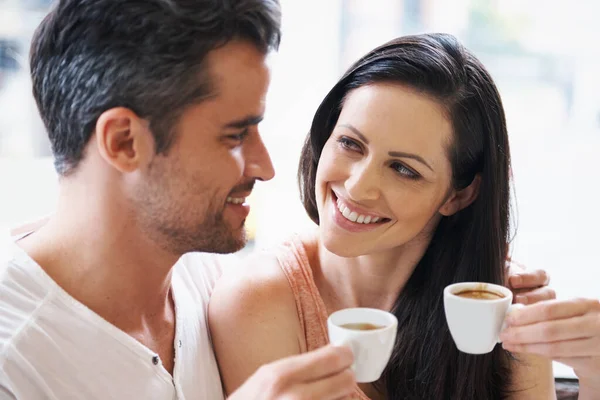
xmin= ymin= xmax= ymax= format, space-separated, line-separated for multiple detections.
xmin=444 ymin=282 xmax=522 ymax=355
xmin=327 ymin=307 xmax=398 ymax=383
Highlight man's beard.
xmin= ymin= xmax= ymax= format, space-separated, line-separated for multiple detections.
xmin=136 ymin=185 xmax=248 ymax=257
xmin=166 ymin=208 xmax=247 ymax=255
xmin=136 ymin=160 xmax=252 ymax=257
xmin=153 ymin=206 xmax=248 ymax=256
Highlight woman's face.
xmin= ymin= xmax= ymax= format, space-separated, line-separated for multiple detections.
xmin=315 ymin=83 xmax=459 ymax=257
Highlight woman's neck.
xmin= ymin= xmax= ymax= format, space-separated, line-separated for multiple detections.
xmin=307 ymin=231 xmax=432 ymax=313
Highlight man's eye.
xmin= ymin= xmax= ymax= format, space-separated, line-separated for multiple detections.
xmin=227 ymin=129 xmax=250 ymax=142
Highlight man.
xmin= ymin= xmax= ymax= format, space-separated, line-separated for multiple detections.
xmin=0 ymin=0 xmax=574 ymax=399
xmin=0 ymin=1 xmax=355 ymax=399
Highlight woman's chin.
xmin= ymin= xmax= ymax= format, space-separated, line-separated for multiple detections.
xmin=320 ymin=234 xmax=364 ymax=258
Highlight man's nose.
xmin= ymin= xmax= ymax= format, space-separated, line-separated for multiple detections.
xmin=243 ymin=132 xmax=275 ymax=182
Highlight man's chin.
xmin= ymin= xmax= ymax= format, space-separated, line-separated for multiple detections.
xmin=210 ymin=227 xmax=248 ymax=254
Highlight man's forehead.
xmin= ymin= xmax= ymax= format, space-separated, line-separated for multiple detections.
xmin=201 ymin=42 xmax=270 ymax=122
xmin=205 ymin=41 xmax=269 ymax=84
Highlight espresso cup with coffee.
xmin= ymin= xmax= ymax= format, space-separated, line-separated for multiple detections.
xmin=327 ymin=308 xmax=397 ymax=383
xmin=444 ymin=282 xmax=522 ymax=355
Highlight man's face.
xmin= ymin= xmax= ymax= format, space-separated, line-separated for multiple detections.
xmin=134 ymin=40 xmax=275 ymax=255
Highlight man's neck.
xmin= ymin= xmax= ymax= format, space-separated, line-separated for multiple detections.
xmin=16 ymin=191 xmax=179 ymax=333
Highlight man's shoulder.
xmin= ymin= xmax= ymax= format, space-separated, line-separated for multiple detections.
xmin=0 ymin=255 xmax=49 ymax=359
xmin=174 ymin=251 xmax=241 ymax=298
xmin=0 ymin=229 xmax=59 ymax=355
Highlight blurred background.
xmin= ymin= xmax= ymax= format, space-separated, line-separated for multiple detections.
xmin=1 ymin=0 xmax=598 ymax=378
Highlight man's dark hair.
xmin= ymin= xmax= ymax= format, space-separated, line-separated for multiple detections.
xmin=30 ymin=0 xmax=281 ymax=175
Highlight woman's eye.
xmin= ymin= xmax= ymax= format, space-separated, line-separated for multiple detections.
xmin=337 ymin=136 xmax=362 ymax=151
xmin=391 ymin=162 xmax=419 ymax=180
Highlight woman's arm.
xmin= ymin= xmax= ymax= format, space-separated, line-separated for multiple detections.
xmin=208 ymin=252 xmax=305 ymax=395
xmin=508 ymin=353 xmax=556 ymax=399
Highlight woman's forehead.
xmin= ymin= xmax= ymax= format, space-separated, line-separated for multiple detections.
xmin=337 ymin=84 xmax=453 ymax=162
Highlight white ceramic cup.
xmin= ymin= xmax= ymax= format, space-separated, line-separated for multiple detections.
xmin=327 ymin=307 xmax=398 ymax=383
xmin=444 ymin=282 xmax=522 ymax=355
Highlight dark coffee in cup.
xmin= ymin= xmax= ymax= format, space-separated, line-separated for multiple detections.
xmin=444 ymin=282 xmax=516 ymax=354
xmin=455 ymin=289 xmax=504 ymax=300
xmin=339 ymin=322 xmax=384 ymax=331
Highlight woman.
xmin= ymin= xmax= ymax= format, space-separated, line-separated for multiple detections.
xmin=209 ymin=33 xmax=555 ymax=398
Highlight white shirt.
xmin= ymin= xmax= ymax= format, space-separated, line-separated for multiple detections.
xmin=0 ymin=236 xmax=228 ymax=400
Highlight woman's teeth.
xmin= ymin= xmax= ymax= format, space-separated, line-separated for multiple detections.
xmin=226 ymin=197 xmax=246 ymax=205
xmin=336 ymin=199 xmax=381 ymax=224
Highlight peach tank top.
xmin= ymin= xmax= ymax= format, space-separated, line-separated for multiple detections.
xmin=274 ymin=237 xmax=370 ymax=400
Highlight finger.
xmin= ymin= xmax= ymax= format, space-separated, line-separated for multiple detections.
xmin=554 ymin=356 xmax=596 ymax=371
xmin=503 ymin=337 xmax=600 ymax=358
xmin=506 ymin=298 xmax=600 ymax=327
xmin=297 ymin=368 xmax=356 ymax=400
xmin=271 ymin=345 xmax=353 ymax=383
xmin=513 ymin=287 xmax=556 ymax=305
xmin=506 ymin=257 xmax=527 ymax=271
xmin=501 ymin=313 xmax=599 ymax=344
xmin=508 ymin=269 xmax=550 ymax=289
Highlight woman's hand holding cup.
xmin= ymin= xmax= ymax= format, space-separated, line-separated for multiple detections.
xmin=327 ymin=307 xmax=398 ymax=383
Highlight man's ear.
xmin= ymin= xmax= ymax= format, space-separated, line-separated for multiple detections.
xmin=439 ymin=174 xmax=481 ymax=216
xmin=94 ymin=107 xmax=154 ymax=173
